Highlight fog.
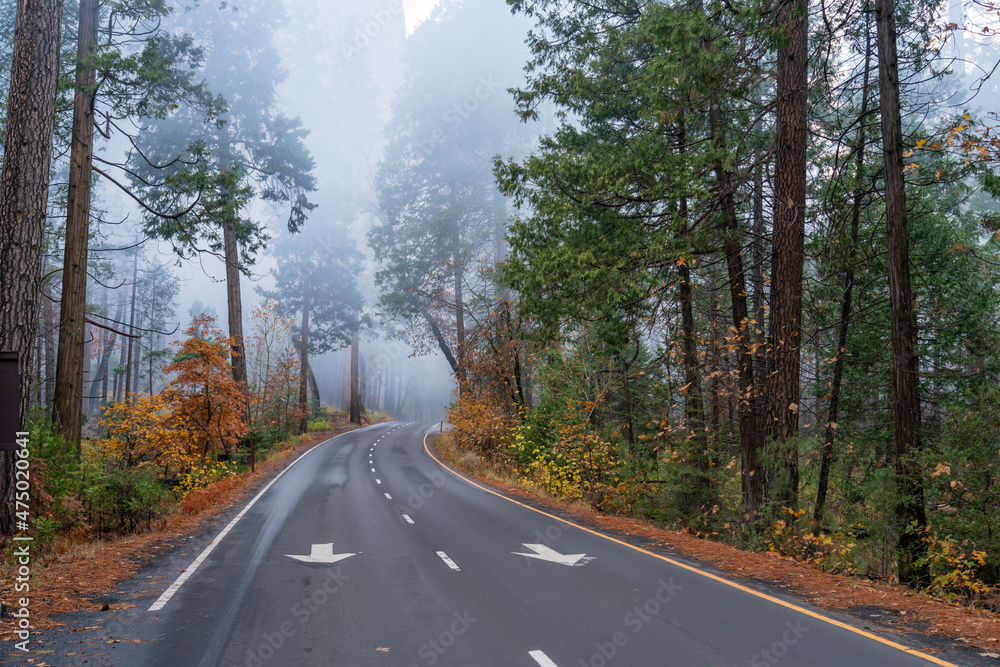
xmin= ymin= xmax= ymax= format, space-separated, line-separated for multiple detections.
xmin=72 ymin=0 xmax=995 ymax=424
xmin=81 ymin=0 xmax=540 ymax=422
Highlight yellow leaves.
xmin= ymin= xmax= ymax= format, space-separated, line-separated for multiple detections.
xmin=931 ymin=462 xmax=951 ymax=478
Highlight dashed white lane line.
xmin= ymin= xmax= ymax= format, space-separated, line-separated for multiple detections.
xmin=529 ymin=650 xmax=559 ymax=667
xmin=402 ymin=514 xmax=414 ymax=524
xmin=371 ymin=468 xmax=376 ymax=473
xmin=436 ymin=551 xmax=460 ymax=571
xmin=376 ymin=479 xmax=381 ymax=484
xmin=384 ymin=493 xmax=392 ymax=500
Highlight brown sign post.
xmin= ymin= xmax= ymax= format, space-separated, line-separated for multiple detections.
xmin=0 ymin=351 xmax=20 ymax=451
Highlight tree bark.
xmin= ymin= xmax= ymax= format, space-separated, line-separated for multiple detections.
xmin=875 ymin=0 xmax=927 ymax=585
xmin=223 ymin=219 xmax=251 ymax=427
xmin=52 ymin=0 xmax=98 ymax=453
xmin=766 ymin=0 xmax=809 ymax=510
xmin=298 ymin=276 xmax=309 ymax=433
xmin=0 ymin=0 xmax=66 ymax=535
xmin=815 ymin=22 xmax=872 ymax=524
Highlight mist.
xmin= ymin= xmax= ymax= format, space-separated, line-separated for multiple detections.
xmin=57 ymin=0 xmax=542 ymax=424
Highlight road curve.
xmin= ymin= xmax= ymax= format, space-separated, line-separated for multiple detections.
xmin=18 ymin=422 xmax=986 ymax=666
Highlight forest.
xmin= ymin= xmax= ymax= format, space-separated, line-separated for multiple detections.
xmin=0 ymin=0 xmax=998 ymax=613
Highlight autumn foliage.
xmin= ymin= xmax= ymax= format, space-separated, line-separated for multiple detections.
xmin=94 ymin=393 xmax=188 ymax=471
xmin=161 ymin=314 xmax=250 ymax=463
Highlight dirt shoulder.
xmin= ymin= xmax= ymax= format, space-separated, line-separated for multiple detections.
xmin=0 ymin=425 xmax=365 ymax=640
xmin=427 ymin=435 xmax=1000 ymax=659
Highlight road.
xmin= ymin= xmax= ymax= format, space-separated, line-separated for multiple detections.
xmin=14 ymin=422 xmax=987 ymax=666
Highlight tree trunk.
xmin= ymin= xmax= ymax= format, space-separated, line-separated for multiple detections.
xmin=678 ymin=184 xmax=709 ymax=509
xmin=766 ymin=0 xmax=809 ymax=510
xmin=113 ymin=312 xmax=128 ymax=403
xmin=124 ymin=251 xmax=138 ymax=402
xmin=359 ymin=354 xmax=367 ymax=416
xmin=875 ymin=0 xmax=927 ymax=585
xmin=710 ymin=106 xmax=766 ymax=518
xmin=679 ymin=258 xmax=710 ymax=511
xmin=386 ymin=357 xmax=396 ymax=417
xmin=350 ymin=329 xmax=361 ymax=424
xmin=454 ymin=250 xmax=466 ymax=386
xmin=708 ymin=290 xmax=721 ymax=433
xmin=223 ymin=219 xmax=250 ymax=423
xmin=0 ymin=0 xmax=65 ymax=535
xmin=34 ymin=311 xmax=43 ymax=409
xmin=96 ymin=296 xmax=123 ymax=412
xmin=43 ymin=279 xmax=57 ymax=408
xmin=0 ymin=0 xmax=65 ymax=393
xmin=52 ymin=0 xmax=98 ymax=453
xmin=752 ymin=162 xmax=767 ymax=380
xmin=298 ymin=276 xmax=309 ymax=433
xmin=815 ymin=22 xmax=872 ymax=524
xmin=307 ymin=360 xmax=320 ymax=406
xmin=418 ymin=303 xmax=459 ymax=373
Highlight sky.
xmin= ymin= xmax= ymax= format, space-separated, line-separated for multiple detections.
xmin=403 ymin=0 xmax=441 ymax=35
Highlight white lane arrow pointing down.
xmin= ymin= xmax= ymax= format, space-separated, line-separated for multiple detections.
xmin=512 ymin=543 xmax=593 ymax=566
xmin=285 ymin=543 xmax=357 ymax=564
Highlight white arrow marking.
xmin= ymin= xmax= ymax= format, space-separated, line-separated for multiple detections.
xmin=530 ymin=650 xmax=560 ymax=667
xmin=285 ymin=543 xmax=357 ymax=564
xmin=512 ymin=544 xmax=592 ymax=567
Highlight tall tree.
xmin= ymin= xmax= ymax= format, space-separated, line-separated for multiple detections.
xmin=371 ymin=1 xmax=530 ymax=381
xmin=875 ymin=0 xmax=927 ymax=585
xmin=0 ymin=0 xmax=65 ymax=535
xmin=51 ymin=0 xmax=221 ymax=450
xmin=51 ymin=0 xmax=98 ymax=454
xmin=766 ymin=0 xmax=809 ymax=508
xmin=132 ymin=0 xmax=315 ymax=406
xmin=259 ymin=223 xmax=365 ymax=432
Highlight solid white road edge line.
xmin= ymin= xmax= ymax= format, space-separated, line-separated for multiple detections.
xmin=529 ymin=650 xmax=559 ymax=666
xmin=436 ymin=551 xmax=461 ymax=571
xmin=148 ymin=430 xmax=353 ymax=612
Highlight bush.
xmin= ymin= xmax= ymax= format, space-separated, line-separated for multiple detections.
xmin=179 ymin=460 xmax=240 ymax=495
xmin=84 ymin=467 xmax=172 ymax=533
xmin=307 ymin=418 xmax=331 ymax=432
xmin=22 ymin=416 xmax=85 ymax=544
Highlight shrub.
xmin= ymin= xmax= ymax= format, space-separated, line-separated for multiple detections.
xmin=307 ymin=418 xmax=331 ymax=432
xmin=84 ymin=468 xmax=172 ymax=533
xmin=179 ymin=460 xmax=241 ymax=495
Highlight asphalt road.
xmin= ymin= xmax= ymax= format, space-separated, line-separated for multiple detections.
xmin=9 ymin=422 xmax=989 ymax=666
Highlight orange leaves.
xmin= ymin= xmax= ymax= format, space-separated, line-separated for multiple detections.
xmin=94 ymin=393 xmax=189 ymax=470
xmin=161 ymin=314 xmax=249 ymax=464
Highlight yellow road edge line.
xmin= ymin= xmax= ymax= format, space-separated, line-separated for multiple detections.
xmin=423 ymin=434 xmax=959 ymax=667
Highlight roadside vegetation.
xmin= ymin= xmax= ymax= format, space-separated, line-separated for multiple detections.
xmin=427 ymin=0 xmax=1000 ymax=614
xmin=1 ymin=304 xmax=376 ymax=563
